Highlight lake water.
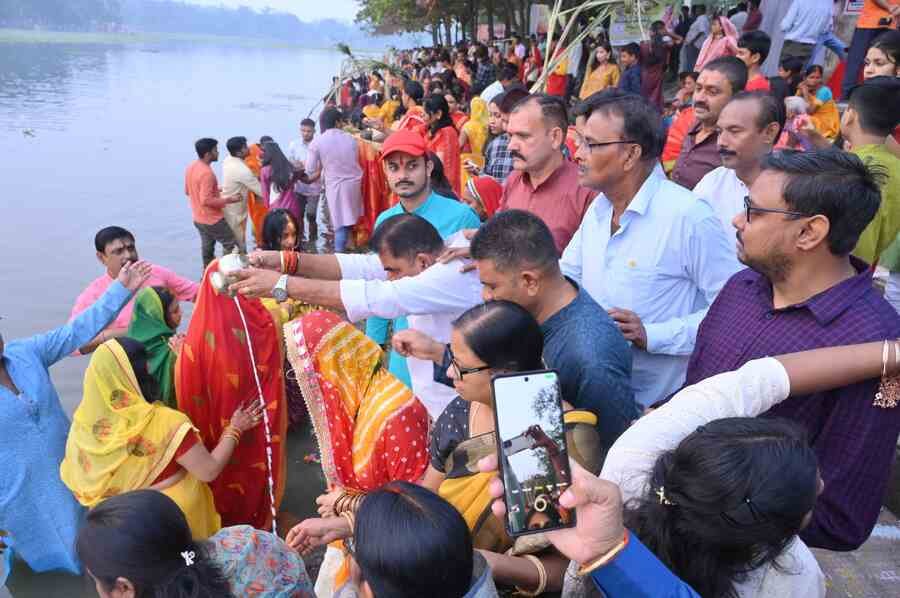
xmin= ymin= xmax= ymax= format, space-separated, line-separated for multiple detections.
xmin=0 ymin=40 xmax=344 ymax=403
xmin=0 ymin=39 xmax=345 ymax=595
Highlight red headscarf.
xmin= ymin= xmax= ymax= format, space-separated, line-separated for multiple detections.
xmin=175 ymin=260 xmax=287 ymax=529
xmin=468 ymin=176 xmax=503 ymax=218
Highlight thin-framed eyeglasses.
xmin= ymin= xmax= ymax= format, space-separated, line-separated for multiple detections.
xmin=573 ymin=135 xmax=636 ymax=154
xmin=743 ymin=195 xmax=810 ymax=223
xmin=448 ymin=346 xmax=491 ymax=379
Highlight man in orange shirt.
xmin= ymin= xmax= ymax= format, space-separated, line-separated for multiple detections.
xmin=842 ymin=0 xmax=900 ymax=99
xmin=185 ymin=137 xmax=241 ymax=269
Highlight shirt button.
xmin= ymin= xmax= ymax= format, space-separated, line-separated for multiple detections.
xmin=765 ymin=312 xmax=775 ymax=320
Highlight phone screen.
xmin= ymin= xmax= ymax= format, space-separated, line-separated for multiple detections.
xmin=492 ymin=370 xmax=574 ymax=536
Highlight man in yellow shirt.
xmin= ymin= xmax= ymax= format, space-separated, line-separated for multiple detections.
xmin=845 ymin=77 xmax=900 ymax=264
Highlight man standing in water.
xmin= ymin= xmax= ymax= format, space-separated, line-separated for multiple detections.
xmin=301 ymin=109 xmax=362 ymax=253
xmin=222 ymin=136 xmax=264 ymax=253
xmin=185 ymin=137 xmax=242 ymax=269
xmin=0 ymin=260 xmax=150 ymax=577
xmin=288 ymin=119 xmax=322 ymax=251
xmin=70 ymin=226 xmax=198 ymax=354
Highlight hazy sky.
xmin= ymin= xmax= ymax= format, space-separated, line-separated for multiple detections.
xmin=189 ymin=0 xmax=361 ymax=23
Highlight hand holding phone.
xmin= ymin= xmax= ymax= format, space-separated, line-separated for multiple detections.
xmin=492 ymin=370 xmax=575 ymax=537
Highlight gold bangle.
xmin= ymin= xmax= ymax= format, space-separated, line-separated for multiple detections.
xmin=576 ymin=530 xmax=630 ymax=577
xmin=340 ymin=510 xmax=355 ymax=534
xmin=334 ymin=492 xmax=350 ymax=516
xmin=280 ymin=250 xmax=286 ymax=274
xmin=515 ymin=554 xmax=547 ymax=596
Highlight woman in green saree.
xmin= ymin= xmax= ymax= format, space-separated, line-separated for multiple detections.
xmin=126 ymin=287 xmax=183 ymax=408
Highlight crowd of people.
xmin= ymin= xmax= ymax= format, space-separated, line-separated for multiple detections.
xmin=3 ymin=2 xmax=900 ymax=598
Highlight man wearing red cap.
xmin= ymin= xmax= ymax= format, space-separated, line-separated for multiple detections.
xmin=367 ymin=129 xmax=481 ymax=390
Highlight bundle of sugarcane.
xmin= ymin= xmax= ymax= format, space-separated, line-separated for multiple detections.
xmin=307 ymin=43 xmax=406 ymax=118
xmin=530 ymin=0 xmax=638 ymax=95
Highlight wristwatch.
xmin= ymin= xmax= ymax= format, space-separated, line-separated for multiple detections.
xmin=272 ymin=274 xmax=289 ymax=302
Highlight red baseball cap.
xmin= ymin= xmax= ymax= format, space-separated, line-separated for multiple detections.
xmin=381 ymin=130 xmax=428 ymax=160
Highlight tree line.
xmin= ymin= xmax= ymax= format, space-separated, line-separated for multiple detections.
xmin=356 ymin=0 xmax=591 ymax=46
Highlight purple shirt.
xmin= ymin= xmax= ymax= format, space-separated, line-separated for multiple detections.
xmin=685 ymin=260 xmax=900 ymax=550
xmin=671 ymin=123 xmax=721 ymax=191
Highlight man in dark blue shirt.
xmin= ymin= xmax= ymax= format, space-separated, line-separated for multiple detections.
xmin=618 ymin=42 xmax=643 ymax=95
xmin=396 ymin=210 xmax=639 ymax=453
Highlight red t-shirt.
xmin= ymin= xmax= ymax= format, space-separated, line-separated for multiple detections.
xmin=745 ymin=74 xmax=771 ymax=92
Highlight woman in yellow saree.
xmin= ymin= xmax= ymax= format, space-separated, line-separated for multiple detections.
xmin=282 ymin=310 xmax=430 ymax=596
xmin=797 ymin=65 xmax=840 ymax=141
xmin=421 ymin=301 xmax=601 ymax=595
xmin=459 ymin=97 xmax=489 ymax=189
xmin=60 ymin=337 xmax=263 ymax=540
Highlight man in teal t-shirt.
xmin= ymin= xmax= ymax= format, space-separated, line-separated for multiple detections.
xmin=370 ymin=130 xmax=481 ymax=387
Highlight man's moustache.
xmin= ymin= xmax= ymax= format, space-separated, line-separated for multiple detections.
xmin=719 ymin=149 xmax=737 ymax=157
xmin=694 ymin=102 xmax=709 ymax=111
xmin=510 ymin=151 xmax=526 ymax=161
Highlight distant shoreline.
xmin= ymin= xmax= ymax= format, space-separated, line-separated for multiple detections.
xmin=0 ymin=28 xmax=340 ymax=50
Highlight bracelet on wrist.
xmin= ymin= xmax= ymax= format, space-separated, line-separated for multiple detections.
xmin=576 ymin=530 xmax=630 ymax=577
xmin=515 ymin=554 xmax=547 ymax=596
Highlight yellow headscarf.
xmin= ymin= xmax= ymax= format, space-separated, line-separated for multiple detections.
xmin=462 ymin=97 xmax=489 ymax=156
xmin=60 ymin=340 xmax=195 ymax=507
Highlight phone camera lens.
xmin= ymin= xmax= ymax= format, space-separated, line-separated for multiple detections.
xmin=524 ymin=377 xmax=529 ymax=382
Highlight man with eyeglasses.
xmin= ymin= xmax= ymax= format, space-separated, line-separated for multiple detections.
xmin=392 ymin=209 xmax=638 ymax=453
xmin=563 ymin=89 xmax=739 ymax=409
xmin=684 ymin=149 xmax=900 ymax=552
xmin=693 ymin=91 xmax=784 ymax=236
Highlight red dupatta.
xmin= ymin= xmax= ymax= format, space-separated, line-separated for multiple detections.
xmin=427 ymin=124 xmax=462 ymax=197
xmin=174 ymin=261 xmax=287 ymax=529
xmin=284 ymin=311 xmax=429 ymax=491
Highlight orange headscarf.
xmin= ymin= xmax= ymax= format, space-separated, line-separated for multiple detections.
xmin=245 ymin=144 xmax=267 ymax=242
xmin=174 ymin=260 xmax=287 ymax=529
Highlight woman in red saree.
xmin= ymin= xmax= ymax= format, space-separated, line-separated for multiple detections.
xmin=391 ymin=81 xmax=427 ymax=134
xmin=444 ymin=88 xmax=469 ymax=132
xmin=174 ymin=260 xmax=288 ymax=530
xmin=282 ymin=311 xmax=429 ymax=595
xmin=423 ymin=94 xmax=462 ymax=197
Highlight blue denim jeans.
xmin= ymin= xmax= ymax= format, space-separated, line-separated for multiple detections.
xmin=808 ymin=31 xmax=847 ymax=68
xmin=333 ymin=225 xmax=352 ymax=252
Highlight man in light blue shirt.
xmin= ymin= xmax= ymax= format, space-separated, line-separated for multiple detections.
xmin=369 ymin=131 xmax=480 ymax=388
xmin=563 ymin=90 xmax=740 ymax=407
xmin=779 ymin=0 xmax=833 ymax=66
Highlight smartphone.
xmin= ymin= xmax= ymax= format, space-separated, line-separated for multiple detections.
xmin=491 ymin=369 xmax=575 ymax=537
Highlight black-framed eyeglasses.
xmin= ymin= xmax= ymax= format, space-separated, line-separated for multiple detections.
xmin=448 ymin=346 xmax=491 ymax=379
xmin=574 ymin=135 xmax=636 ymax=154
xmin=743 ymin=195 xmax=810 ymax=223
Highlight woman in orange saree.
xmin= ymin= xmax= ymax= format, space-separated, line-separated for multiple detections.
xmin=174 ymin=260 xmax=288 ymax=530
xmin=245 ymin=142 xmax=268 ymax=244
xmin=282 ymin=311 xmax=430 ymax=596
xmin=424 ymin=94 xmax=462 ymax=197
